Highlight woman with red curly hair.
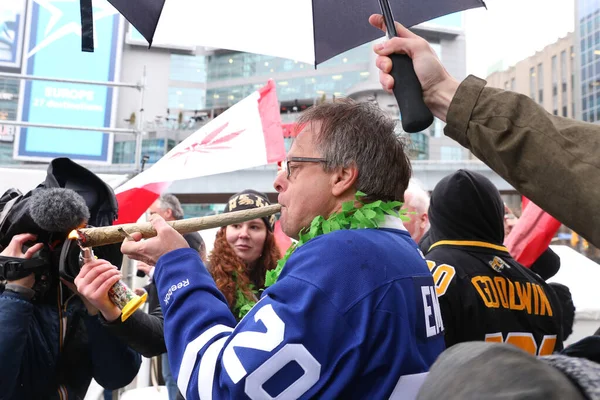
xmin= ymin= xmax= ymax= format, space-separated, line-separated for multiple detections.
xmin=209 ymin=189 xmax=281 ymax=318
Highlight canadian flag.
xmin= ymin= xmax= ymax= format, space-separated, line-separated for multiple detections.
xmin=114 ymin=80 xmax=286 ymax=224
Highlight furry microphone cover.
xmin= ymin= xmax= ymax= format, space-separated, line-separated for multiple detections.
xmin=28 ymin=188 xmax=91 ymax=233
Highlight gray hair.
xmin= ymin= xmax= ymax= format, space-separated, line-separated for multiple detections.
xmin=405 ymin=179 xmax=430 ymax=214
xmin=297 ymin=99 xmax=412 ymax=202
xmin=159 ymin=193 xmax=184 ymax=220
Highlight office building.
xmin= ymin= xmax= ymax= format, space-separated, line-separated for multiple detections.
xmin=486 ymin=33 xmax=576 ymax=118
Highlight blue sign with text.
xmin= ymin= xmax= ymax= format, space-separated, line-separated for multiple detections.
xmin=16 ymin=0 xmax=120 ymax=163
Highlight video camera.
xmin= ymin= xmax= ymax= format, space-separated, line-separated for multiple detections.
xmin=0 ymin=158 xmax=123 ymax=299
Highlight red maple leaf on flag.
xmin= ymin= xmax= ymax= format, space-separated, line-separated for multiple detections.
xmin=168 ymin=122 xmax=246 ymax=166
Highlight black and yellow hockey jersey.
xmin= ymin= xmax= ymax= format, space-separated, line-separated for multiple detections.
xmin=422 ymin=170 xmax=563 ymax=356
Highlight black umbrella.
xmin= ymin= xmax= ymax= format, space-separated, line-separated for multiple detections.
xmin=95 ymin=0 xmax=485 ymax=132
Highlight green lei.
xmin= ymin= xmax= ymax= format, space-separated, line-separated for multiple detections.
xmin=233 ymin=191 xmax=410 ymax=319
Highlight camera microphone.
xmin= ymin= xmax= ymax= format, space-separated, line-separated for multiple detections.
xmin=28 ymin=188 xmax=91 ymax=233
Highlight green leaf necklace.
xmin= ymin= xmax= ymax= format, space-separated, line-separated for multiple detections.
xmin=234 ymin=191 xmax=409 ymax=319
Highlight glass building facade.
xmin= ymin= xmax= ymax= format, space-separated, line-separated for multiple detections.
xmin=578 ymin=0 xmax=600 ymax=122
xmin=167 ymin=43 xmax=372 ymax=111
xmin=113 ymin=138 xmax=176 ymax=164
xmin=0 ymin=78 xmax=20 ymax=122
xmin=166 ymin=35 xmax=453 ymax=113
xmin=0 ymin=77 xmax=20 ymax=148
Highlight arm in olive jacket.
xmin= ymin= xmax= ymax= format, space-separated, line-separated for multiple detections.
xmin=445 ymin=75 xmax=600 ymax=248
xmin=99 ymin=304 xmax=166 ymax=357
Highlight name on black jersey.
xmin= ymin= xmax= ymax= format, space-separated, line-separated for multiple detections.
xmin=471 ymin=276 xmax=553 ymax=317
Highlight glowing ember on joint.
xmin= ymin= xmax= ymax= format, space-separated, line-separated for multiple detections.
xmin=68 ymin=230 xmax=86 ymax=243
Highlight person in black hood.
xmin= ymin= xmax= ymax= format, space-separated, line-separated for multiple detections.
xmin=424 ymin=170 xmax=563 ymax=355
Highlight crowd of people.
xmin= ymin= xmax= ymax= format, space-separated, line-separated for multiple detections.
xmin=1 ymin=13 xmax=599 ymax=400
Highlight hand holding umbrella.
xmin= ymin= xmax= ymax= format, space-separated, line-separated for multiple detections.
xmin=375 ymin=1 xmax=433 ymax=132
xmin=370 ymin=14 xmax=461 ymax=123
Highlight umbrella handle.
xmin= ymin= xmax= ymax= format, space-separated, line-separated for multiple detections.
xmin=388 ymin=53 xmax=434 ymax=133
xmin=378 ymin=0 xmax=433 ymax=133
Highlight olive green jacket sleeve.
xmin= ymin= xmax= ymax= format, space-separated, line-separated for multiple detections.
xmin=444 ymin=75 xmax=600 ymax=247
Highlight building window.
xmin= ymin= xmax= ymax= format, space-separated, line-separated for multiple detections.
xmin=504 ymin=81 xmax=509 ymax=90
xmin=204 ymin=43 xmax=372 ymax=83
xmin=571 ymin=46 xmax=575 ymax=102
xmin=563 ymin=105 xmax=568 ymax=117
xmin=0 ymin=78 xmax=20 ymax=122
xmin=552 ymin=55 xmax=558 ymax=112
xmin=529 ymin=67 xmax=536 ymax=99
xmin=170 ymin=54 xmax=207 ymax=83
xmin=440 ymin=146 xmax=463 ymax=161
xmin=168 ymin=87 xmax=207 ymax=111
xmin=408 ymin=132 xmax=429 ymax=160
xmin=205 ymin=71 xmax=370 ymax=108
xmin=510 ymin=78 xmax=515 ymax=91
xmin=561 ymin=51 xmax=567 ymax=83
xmin=0 ymin=142 xmax=18 ymax=164
xmin=560 ymin=50 xmax=567 ymax=114
xmin=113 ymin=139 xmax=169 ymax=164
xmin=537 ymin=63 xmax=544 ymax=104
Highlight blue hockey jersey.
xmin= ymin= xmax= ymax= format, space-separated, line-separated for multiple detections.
xmin=154 ymin=218 xmax=445 ymax=399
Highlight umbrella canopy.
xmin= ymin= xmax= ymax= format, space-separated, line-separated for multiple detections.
xmin=108 ymin=0 xmax=485 ymax=66
xmin=105 ymin=0 xmax=485 ymax=132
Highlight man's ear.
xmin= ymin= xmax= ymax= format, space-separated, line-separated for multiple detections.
xmin=166 ymin=209 xmax=173 ymax=219
xmin=331 ymin=164 xmax=359 ymax=197
xmin=420 ymin=212 xmax=429 ymax=229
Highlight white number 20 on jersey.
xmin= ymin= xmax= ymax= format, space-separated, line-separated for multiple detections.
xmin=223 ymin=304 xmax=321 ymax=400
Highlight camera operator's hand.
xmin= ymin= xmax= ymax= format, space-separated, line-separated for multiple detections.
xmin=74 ymin=259 xmax=122 ymax=322
xmin=1 ymin=233 xmax=44 ymax=289
xmin=121 ymin=215 xmax=189 ymax=266
xmin=369 ymin=14 xmax=460 ymax=122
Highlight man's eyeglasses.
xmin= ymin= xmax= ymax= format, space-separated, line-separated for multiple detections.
xmin=281 ymin=157 xmax=327 ymax=179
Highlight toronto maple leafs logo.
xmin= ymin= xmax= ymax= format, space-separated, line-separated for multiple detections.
xmin=168 ymin=122 xmax=246 ymax=166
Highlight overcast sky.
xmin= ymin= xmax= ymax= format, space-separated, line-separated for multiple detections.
xmin=464 ymin=0 xmax=575 ymax=77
